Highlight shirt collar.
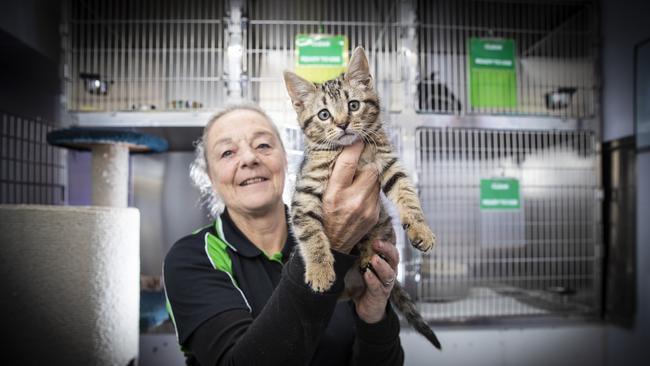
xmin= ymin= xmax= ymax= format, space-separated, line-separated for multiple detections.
xmin=217 ymin=206 xmax=296 ymax=261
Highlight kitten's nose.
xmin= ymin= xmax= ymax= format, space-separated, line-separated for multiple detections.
xmin=338 ymin=122 xmax=349 ymax=131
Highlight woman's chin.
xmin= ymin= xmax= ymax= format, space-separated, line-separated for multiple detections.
xmin=234 ymin=194 xmax=282 ymax=214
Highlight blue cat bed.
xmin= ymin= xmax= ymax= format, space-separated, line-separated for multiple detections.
xmin=47 ymin=128 xmax=168 ymax=153
xmin=47 ymin=128 xmax=169 ymax=207
xmin=140 ymin=290 xmax=170 ymax=332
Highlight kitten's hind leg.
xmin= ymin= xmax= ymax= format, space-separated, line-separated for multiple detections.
xmin=358 ymin=207 xmax=396 ymax=272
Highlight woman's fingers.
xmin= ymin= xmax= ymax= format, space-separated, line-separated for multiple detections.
xmin=369 ymin=256 xmax=396 ymax=288
xmin=356 ymin=241 xmax=401 ymax=324
xmin=328 ymin=140 xmax=364 ymax=191
xmin=373 ymin=240 xmax=399 ymax=272
xmin=363 ymin=241 xmax=399 ymax=295
xmin=364 ymin=266 xmax=392 ymax=297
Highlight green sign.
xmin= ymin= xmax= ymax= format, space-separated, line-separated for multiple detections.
xmin=480 ymin=178 xmax=520 ymax=209
xmin=469 ymin=38 xmax=517 ymax=108
xmin=295 ymin=34 xmax=348 ymax=83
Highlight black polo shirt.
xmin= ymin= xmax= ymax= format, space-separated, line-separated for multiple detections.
xmin=163 ymin=207 xmax=404 ymax=366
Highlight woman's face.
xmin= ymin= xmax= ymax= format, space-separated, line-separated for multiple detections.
xmin=205 ymin=109 xmax=287 ymax=216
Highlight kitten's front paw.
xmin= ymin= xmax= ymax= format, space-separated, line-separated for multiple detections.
xmin=305 ymin=262 xmax=337 ymax=292
xmin=405 ymin=221 xmax=436 ymax=252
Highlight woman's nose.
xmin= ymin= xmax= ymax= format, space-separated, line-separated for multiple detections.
xmin=239 ymin=146 xmax=259 ymax=167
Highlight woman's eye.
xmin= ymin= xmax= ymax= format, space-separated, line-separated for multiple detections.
xmin=317 ymin=109 xmax=331 ymax=120
xmin=348 ymin=100 xmax=360 ymax=111
xmin=221 ymin=150 xmax=233 ymax=158
xmin=257 ymin=143 xmax=271 ymax=149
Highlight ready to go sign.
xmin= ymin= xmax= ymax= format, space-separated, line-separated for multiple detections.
xmin=469 ymin=38 xmax=517 ymax=108
xmin=480 ymin=178 xmax=520 ymax=209
xmin=295 ymin=34 xmax=348 ymax=83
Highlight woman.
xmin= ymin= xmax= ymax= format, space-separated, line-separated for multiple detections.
xmin=163 ymin=104 xmax=404 ymax=365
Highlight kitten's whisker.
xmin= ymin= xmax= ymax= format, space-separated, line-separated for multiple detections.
xmin=366 ymin=129 xmax=383 ymax=147
xmin=364 ymin=126 xmax=382 ymax=141
xmin=312 ymin=133 xmax=336 ymax=150
xmin=357 ymin=131 xmax=371 ymax=145
xmin=358 ymin=130 xmax=378 ymax=148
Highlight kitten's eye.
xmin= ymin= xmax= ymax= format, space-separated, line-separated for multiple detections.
xmin=348 ymin=100 xmax=360 ymax=111
xmin=317 ymin=109 xmax=331 ymax=121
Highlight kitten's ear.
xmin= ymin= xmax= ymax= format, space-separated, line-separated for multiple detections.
xmin=283 ymin=71 xmax=316 ymax=110
xmin=345 ymin=46 xmax=372 ymax=88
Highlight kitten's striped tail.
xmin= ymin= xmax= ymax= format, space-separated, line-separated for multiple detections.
xmin=390 ymin=281 xmax=442 ymax=350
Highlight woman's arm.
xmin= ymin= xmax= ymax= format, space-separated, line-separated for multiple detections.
xmin=186 ymin=250 xmax=357 ymax=366
xmin=351 ymin=303 xmax=404 ymax=366
xmin=323 ymin=141 xmax=403 ymax=364
xmin=350 ymin=241 xmax=405 ymax=365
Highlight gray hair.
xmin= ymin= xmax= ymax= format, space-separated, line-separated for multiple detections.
xmin=190 ymin=103 xmax=286 ymax=218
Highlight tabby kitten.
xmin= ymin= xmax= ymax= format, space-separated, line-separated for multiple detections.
xmin=284 ymin=46 xmax=441 ymax=349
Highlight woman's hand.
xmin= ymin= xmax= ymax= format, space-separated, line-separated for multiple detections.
xmin=322 ymin=140 xmax=380 ymax=254
xmin=355 ymin=240 xmax=399 ymax=324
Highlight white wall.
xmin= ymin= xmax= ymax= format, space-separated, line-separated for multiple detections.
xmin=601 ymin=0 xmax=650 ymax=141
xmin=401 ymin=325 xmax=606 ymax=366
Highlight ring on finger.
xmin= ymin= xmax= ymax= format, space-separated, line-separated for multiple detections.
xmin=383 ymin=276 xmax=396 ymax=287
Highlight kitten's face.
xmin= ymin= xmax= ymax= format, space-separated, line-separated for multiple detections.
xmin=284 ymin=47 xmax=380 ymax=147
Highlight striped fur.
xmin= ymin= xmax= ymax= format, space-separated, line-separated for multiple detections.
xmin=284 ymin=47 xmax=441 ymax=350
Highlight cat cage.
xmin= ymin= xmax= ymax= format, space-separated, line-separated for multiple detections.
xmin=63 ymin=0 xmax=603 ymax=321
xmin=241 ymin=0 xmax=603 ymax=321
xmin=0 ymin=112 xmax=68 ymax=205
xmin=64 ymin=0 xmax=227 ymax=113
xmin=409 ymin=0 xmax=601 ymax=321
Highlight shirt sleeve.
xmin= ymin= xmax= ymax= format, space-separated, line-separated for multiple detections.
xmin=350 ymin=303 xmax=405 ymax=366
xmin=179 ymin=248 xmax=358 ymax=366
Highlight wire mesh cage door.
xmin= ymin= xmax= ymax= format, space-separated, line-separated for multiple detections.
xmin=243 ymin=0 xmax=407 ymax=114
xmin=0 ymin=112 xmax=67 ymax=205
xmin=413 ymin=127 xmax=601 ymax=321
xmin=65 ymin=0 xmax=226 ymax=112
xmin=416 ymin=0 xmax=598 ymax=119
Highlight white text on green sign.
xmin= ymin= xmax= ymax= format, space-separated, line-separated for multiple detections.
xmin=296 ymin=35 xmax=346 ymax=66
xmin=469 ymin=38 xmax=518 ymax=108
xmin=480 ymin=178 xmax=520 ymax=209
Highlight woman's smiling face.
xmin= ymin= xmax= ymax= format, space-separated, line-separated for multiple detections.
xmin=205 ymin=109 xmax=287 ymax=216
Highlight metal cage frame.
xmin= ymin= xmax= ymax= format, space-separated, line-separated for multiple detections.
xmin=61 ymin=0 xmax=603 ymax=322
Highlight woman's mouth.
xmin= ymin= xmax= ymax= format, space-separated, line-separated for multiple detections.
xmin=239 ymin=177 xmax=269 ymax=186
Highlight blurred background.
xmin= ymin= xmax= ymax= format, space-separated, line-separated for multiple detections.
xmin=0 ymin=0 xmax=648 ymax=365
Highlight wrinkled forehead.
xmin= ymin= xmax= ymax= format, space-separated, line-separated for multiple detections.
xmin=205 ymin=109 xmax=284 ymax=151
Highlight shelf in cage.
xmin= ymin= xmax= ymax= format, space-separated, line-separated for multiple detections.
xmin=71 ymin=111 xmax=217 ymax=127
xmin=415 ymin=285 xmax=597 ymax=321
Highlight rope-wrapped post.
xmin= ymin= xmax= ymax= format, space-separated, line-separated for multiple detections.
xmin=48 ymin=128 xmax=169 ymax=207
xmin=0 ymin=128 xmax=172 ymax=365
xmin=91 ymin=144 xmax=129 ymax=207
xmin=0 ymin=205 xmax=141 ymax=365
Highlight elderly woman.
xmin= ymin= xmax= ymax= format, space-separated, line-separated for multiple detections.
xmin=163 ymin=104 xmax=404 ymax=365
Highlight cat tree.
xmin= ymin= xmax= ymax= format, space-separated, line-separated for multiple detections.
xmin=0 ymin=128 xmax=167 ymax=365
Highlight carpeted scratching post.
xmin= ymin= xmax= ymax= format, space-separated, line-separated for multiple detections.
xmin=48 ymin=128 xmax=168 ymax=207
xmin=0 ymin=128 xmax=168 ymax=366
xmin=0 ymin=205 xmax=141 ymax=366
